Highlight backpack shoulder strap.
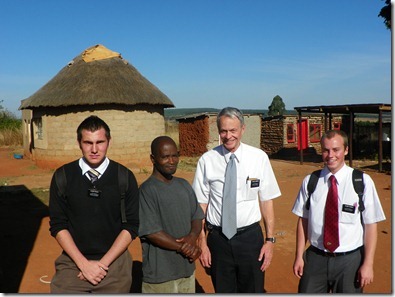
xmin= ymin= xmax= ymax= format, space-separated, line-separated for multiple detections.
xmin=55 ymin=166 xmax=67 ymax=199
xmin=305 ymin=169 xmax=321 ymax=210
xmin=118 ymin=164 xmax=129 ymax=223
xmin=352 ymin=169 xmax=365 ymax=212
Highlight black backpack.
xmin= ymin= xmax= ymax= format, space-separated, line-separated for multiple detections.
xmin=305 ymin=169 xmax=365 ymax=224
xmin=54 ymin=163 xmax=129 ymax=223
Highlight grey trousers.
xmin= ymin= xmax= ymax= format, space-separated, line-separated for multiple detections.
xmin=298 ymin=246 xmax=363 ymax=293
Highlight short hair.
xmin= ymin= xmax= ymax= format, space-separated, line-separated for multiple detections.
xmin=216 ymin=107 xmax=245 ymax=130
xmin=321 ymin=129 xmax=348 ymax=149
xmin=77 ymin=115 xmax=111 ymax=142
xmin=151 ymin=136 xmax=177 ymax=156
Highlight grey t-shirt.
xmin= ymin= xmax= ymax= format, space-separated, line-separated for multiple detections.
xmin=139 ymin=176 xmax=204 ymax=283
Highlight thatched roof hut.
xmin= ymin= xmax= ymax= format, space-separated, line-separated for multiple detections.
xmin=20 ymin=44 xmax=173 ymax=109
xmin=19 ymin=44 xmax=175 ymax=170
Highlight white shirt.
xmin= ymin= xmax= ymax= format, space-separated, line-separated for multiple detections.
xmin=79 ymin=157 xmax=110 ymax=180
xmin=192 ymin=142 xmax=281 ymax=228
xmin=292 ymin=164 xmax=386 ymax=252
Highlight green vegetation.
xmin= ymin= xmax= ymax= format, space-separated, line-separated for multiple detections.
xmin=268 ymin=95 xmax=286 ymax=116
xmin=178 ymin=157 xmax=199 ymax=171
xmin=0 ymin=100 xmax=22 ymax=146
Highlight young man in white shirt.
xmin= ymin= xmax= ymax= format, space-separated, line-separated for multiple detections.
xmin=292 ymin=129 xmax=386 ymax=293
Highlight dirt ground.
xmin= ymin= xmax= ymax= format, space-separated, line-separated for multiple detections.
xmin=0 ymin=147 xmax=391 ymax=293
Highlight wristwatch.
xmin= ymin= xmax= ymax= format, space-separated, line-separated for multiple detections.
xmin=265 ymin=237 xmax=276 ymax=243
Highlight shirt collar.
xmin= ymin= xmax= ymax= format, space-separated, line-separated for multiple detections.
xmin=322 ymin=163 xmax=348 ymax=185
xmin=79 ymin=157 xmax=109 ymax=176
xmin=221 ymin=142 xmax=243 ymax=163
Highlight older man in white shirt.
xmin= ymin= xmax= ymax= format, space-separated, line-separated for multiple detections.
xmin=192 ymin=107 xmax=281 ymax=293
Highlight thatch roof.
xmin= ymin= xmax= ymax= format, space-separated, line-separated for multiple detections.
xmin=19 ymin=44 xmax=174 ymax=109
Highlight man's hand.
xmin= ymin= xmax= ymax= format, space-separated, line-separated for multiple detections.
xmin=358 ymin=263 xmax=374 ymax=288
xmin=176 ymin=233 xmax=201 ymax=262
xmin=258 ymin=242 xmax=274 ymax=272
xmin=199 ymin=244 xmax=212 ymax=268
xmin=293 ymin=257 xmax=304 ymax=278
xmin=77 ymin=261 xmax=108 ymax=285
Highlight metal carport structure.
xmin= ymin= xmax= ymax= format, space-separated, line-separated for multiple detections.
xmin=294 ymin=103 xmax=391 ymax=172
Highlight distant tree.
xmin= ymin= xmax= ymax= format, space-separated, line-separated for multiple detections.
xmin=378 ymin=0 xmax=391 ymax=30
xmin=268 ymin=95 xmax=286 ymax=116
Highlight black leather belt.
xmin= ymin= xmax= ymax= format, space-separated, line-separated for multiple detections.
xmin=206 ymin=221 xmax=260 ymax=235
xmin=309 ymin=245 xmax=362 ymax=257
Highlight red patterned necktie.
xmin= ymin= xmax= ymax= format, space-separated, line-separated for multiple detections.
xmin=324 ymin=175 xmax=339 ymax=252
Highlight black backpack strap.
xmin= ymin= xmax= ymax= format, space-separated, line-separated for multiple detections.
xmin=55 ymin=166 xmax=67 ymax=199
xmin=352 ymin=169 xmax=365 ymax=212
xmin=352 ymin=169 xmax=365 ymax=226
xmin=118 ymin=164 xmax=129 ymax=224
xmin=305 ymin=170 xmax=321 ymax=210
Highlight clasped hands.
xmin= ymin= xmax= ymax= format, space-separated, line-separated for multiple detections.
xmin=176 ymin=234 xmax=201 ymax=262
xmin=77 ymin=260 xmax=108 ymax=285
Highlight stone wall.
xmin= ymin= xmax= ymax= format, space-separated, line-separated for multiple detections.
xmin=261 ymin=117 xmax=284 ymax=155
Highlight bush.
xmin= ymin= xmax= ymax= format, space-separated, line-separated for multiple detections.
xmin=0 ymin=109 xmax=23 ymax=146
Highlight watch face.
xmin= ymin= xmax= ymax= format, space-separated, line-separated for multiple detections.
xmin=266 ymin=237 xmax=276 ymax=243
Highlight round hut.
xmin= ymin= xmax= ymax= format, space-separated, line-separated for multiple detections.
xmin=19 ymin=44 xmax=174 ymax=170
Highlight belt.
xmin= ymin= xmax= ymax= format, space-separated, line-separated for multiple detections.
xmin=206 ymin=221 xmax=260 ymax=235
xmin=309 ymin=245 xmax=362 ymax=257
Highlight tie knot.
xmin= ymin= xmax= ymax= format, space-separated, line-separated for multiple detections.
xmin=229 ymin=154 xmax=236 ymax=161
xmin=329 ymin=175 xmax=336 ymax=184
xmin=87 ymin=169 xmax=100 ymax=182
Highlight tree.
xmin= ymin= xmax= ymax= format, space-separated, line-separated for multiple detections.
xmin=268 ymin=95 xmax=286 ymax=116
xmin=378 ymin=0 xmax=391 ymax=30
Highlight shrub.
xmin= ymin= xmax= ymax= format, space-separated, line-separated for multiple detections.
xmin=0 ymin=109 xmax=23 ymax=146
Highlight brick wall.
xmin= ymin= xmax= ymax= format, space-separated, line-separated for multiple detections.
xmin=179 ymin=116 xmax=209 ymax=156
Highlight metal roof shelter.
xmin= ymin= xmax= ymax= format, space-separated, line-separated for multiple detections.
xmin=294 ymin=103 xmax=391 ymax=172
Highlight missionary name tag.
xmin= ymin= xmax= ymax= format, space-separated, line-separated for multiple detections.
xmin=250 ymin=179 xmax=260 ymax=188
xmin=342 ymin=204 xmax=356 ymax=214
xmin=88 ymin=188 xmax=101 ymax=198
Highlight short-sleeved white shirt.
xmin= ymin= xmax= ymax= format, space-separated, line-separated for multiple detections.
xmin=192 ymin=142 xmax=281 ymax=228
xmin=292 ymin=164 xmax=386 ymax=252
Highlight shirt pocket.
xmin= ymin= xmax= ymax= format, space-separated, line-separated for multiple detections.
xmin=244 ymin=177 xmax=260 ymax=201
xmin=339 ymin=201 xmax=360 ymax=224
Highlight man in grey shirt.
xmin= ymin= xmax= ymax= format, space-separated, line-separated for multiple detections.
xmin=139 ymin=136 xmax=204 ymax=293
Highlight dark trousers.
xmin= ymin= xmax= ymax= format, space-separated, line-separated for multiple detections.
xmin=207 ymin=222 xmax=265 ymax=293
xmin=299 ymin=246 xmax=363 ymax=293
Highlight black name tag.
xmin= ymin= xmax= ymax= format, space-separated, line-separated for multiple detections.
xmin=88 ymin=188 xmax=101 ymax=198
xmin=250 ymin=179 xmax=260 ymax=188
xmin=342 ymin=204 xmax=356 ymax=214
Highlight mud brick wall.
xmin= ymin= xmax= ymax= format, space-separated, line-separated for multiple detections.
xmin=24 ymin=105 xmax=165 ymax=171
xmin=179 ymin=117 xmax=209 ymax=157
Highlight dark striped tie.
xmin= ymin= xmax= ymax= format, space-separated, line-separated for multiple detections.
xmin=87 ymin=169 xmax=100 ymax=183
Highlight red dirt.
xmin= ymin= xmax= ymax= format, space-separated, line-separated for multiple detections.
xmin=0 ymin=147 xmax=391 ymax=293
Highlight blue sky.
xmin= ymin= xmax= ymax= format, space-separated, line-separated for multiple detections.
xmin=0 ymin=0 xmax=391 ymax=116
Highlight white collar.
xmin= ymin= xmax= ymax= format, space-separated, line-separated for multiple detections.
xmin=79 ymin=157 xmax=109 ymax=176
